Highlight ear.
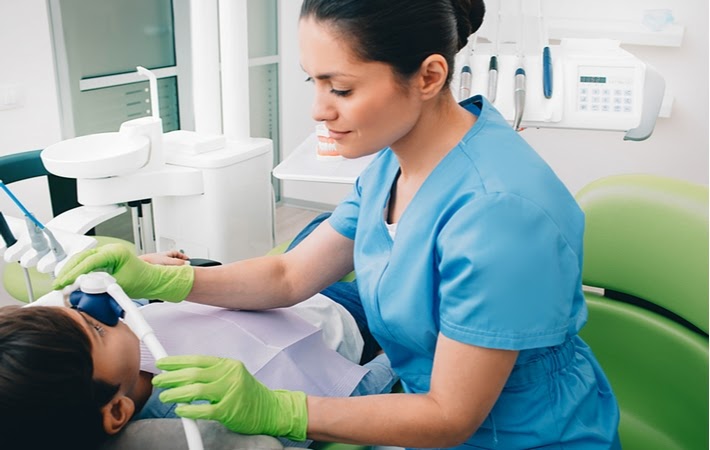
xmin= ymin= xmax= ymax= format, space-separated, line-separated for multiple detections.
xmin=101 ymin=395 xmax=136 ymax=435
xmin=416 ymin=54 xmax=449 ymax=101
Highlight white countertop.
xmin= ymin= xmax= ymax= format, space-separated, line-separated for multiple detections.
xmin=272 ymin=133 xmax=376 ymax=184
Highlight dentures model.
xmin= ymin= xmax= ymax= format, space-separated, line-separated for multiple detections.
xmin=315 ymin=123 xmax=343 ymax=160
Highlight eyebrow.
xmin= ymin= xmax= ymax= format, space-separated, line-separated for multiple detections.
xmin=75 ymin=310 xmax=100 ymax=339
xmin=300 ymin=65 xmax=353 ymax=80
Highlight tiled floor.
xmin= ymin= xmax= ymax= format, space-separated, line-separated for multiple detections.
xmin=274 ymin=203 xmax=323 ymax=245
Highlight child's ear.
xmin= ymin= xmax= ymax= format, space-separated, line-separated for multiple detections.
xmin=101 ymin=395 xmax=135 ymax=435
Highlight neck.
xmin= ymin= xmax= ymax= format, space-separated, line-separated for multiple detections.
xmin=390 ymin=91 xmax=476 ymax=181
xmin=129 ymin=371 xmax=154 ymax=415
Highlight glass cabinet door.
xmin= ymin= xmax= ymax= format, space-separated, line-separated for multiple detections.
xmin=50 ymin=0 xmax=180 ymax=137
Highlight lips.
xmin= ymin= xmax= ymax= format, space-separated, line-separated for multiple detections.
xmin=327 ymin=129 xmax=350 ymax=140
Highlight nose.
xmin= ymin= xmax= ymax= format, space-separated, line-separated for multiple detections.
xmin=311 ymin=89 xmax=336 ymax=123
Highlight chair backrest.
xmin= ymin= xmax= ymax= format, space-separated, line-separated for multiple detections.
xmin=0 ymin=150 xmax=80 ymax=217
xmin=576 ymin=174 xmax=709 ymax=450
xmin=576 ymin=173 xmax=708 ymax=333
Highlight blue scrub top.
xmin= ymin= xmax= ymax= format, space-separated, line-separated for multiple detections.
xmin=329 ymin=96 xmax=619 ymax=449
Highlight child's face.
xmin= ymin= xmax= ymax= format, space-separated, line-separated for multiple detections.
xmin=61 ymin=307 xmax=142 ymax=398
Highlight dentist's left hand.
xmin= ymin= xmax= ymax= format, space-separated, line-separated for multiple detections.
xmin=52 ymin=243 xmax=194 ymax=302
xmin=152 ymin=355 xmax=308 ymax=441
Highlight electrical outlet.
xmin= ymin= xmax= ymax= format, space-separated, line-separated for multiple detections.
xmin=0 ymin=84 xmax=25 ymax=110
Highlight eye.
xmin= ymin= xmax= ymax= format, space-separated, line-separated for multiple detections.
xmin=305 ymin=76 xmax=313 ymax=83
xmin=330 ymin=88 xmax=351 ymax=97
xmin=93 ymin=322 xmax=106 ymax=337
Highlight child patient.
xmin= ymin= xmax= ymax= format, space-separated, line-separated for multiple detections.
xmin=0 ymin=251 xmax=395 ymax=450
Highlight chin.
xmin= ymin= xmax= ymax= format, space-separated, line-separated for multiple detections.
xmin=337 ymin=145 xmax=378 ymax=159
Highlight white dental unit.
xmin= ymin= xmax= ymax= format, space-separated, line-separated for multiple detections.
xmin=40 ymin=68 xmax=275 ymax=265
xmin=1 ymin=68 xmax=274 ymax=277
xmin=453 ymin=38 xmax=664 ymax=141
xmin=1 ymin=0 xmax=275 ymax=279
xmin=449 ymin=0 xmax=666 ymax=141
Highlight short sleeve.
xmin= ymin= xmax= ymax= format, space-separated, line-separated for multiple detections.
xmin=437 ymin=193 xmax=582 ymax=350
xmin=328 ymin=176 xmax=363 ymax=240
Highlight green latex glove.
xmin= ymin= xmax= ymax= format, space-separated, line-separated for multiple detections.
xmin=52 ymin=243 xmax=194 ymax=302
xmin=152 ymin=355 xmax=308 ymax=441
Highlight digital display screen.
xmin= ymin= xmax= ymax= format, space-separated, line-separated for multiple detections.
xmin=580 ymin=76 xmax=607 ymax=83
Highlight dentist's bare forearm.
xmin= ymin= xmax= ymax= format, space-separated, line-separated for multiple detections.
xmin=308 ymin=337 xmax=517 ymax=448
xmin=185 ymin=221 xmax=355 ymax=309
xmin=306 ymin=393 xmax=481 ymax=448
xmin=187 ymin=255 xmax=301 ymax=309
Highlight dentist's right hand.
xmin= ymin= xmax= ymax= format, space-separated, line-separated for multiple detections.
xmin=52 ymin=243 xmax=194 ymax=302
xmin=153 ymin=355 xmax=308 ymax=441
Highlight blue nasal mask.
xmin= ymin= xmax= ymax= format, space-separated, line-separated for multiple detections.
xmin=69 ymin=290 xmax=124 ymax=327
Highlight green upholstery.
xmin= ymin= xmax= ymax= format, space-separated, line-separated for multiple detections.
xmin=311 ymin=443 xmax=373 ymax=450
xmin=576 ymin=174 xmax=709 ymax=450
xmin=0 ymin=150 xmax=134 ymax=303
xmin=3 ymin=236 xmax=135 ymax=303
xmin=576 ymin=174 xmax=708 ymax=333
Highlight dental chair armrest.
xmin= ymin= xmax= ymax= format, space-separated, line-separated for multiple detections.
xmin=188 ymin=258 xmax=221 ymax=267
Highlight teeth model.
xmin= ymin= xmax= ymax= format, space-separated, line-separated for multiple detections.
xmin=315 ymin=123 xmax=343 ymax=160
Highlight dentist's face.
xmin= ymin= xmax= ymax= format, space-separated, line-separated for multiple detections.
xmin=299 ymin=17 xmax=422 ymax=158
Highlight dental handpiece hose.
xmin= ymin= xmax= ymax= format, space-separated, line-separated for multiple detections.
xmin=487 ymin=56 xmax=498 ymax=102
xmin=513 ymin=4 xmax=526 ymax=131
xmin=0 ymin=211 xmax=17 ymax=248
xmin=459 ymin=65 xmax=472 ymax=101
xmin=1 ymin=180 xmax=66 ymax=262
xmin=0 ymin=212 xmax=35 ymax=302
xmin=513 ymin=67 xmax=526 ymax=131
xmin=1 ymin=212 xmax=35 ymax=302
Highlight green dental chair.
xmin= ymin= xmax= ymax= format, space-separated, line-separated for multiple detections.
xmin=0 ymin=149 xmax=134 ymax=303
xmin=576 ymin=174 xmax=709 ymax=450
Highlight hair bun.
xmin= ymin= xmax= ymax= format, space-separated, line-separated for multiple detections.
xmin=451 ymin=0 xmax=486 ymax=51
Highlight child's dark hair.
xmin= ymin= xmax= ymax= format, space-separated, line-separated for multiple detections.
xmin=0 ymin=305 xmax=119 ymax=450
xmin=300 ymin=0 xmax=486 ymax=86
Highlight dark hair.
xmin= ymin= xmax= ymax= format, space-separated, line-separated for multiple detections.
xmin=300 ymin=0 xmax=485 ymax=86
xmin=0 ymin=306 xmax=119 ymax=450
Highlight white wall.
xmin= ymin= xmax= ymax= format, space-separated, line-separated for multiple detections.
xmin=278 ymin=0 xmax=709 ymax=204
xmin=0 ymin=0 xmax=62 ymax=222
xmin=0 ymin=0 xmax=62 ymax=305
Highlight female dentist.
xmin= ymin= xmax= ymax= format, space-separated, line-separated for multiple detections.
xmin=55 ymin=0 xmax=621 ymax=448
